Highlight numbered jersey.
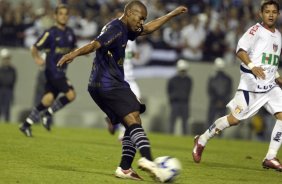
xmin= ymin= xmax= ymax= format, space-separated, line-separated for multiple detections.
xmin=236 ymin=23 xmax=281 ymax=92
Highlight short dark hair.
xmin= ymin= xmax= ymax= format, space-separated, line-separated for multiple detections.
xmin=124 ymin=0 xmax=146 ymax=12
xmin=260 ymin=0 xmax=280 ymax=12
xmin=55 ymin=4 xmax=69 ymax=14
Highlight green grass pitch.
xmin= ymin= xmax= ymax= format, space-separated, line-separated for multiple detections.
xmin=0 ymin=123 xmax=281 ymax=184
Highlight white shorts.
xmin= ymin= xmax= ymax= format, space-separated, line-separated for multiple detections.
xmin=227 ymin=87 xmax=282 ymax=120
xmin=127 ymin=80 xmax=141 ymax=99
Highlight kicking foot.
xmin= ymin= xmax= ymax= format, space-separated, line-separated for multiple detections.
xmin=192 ymin=135 xmax=205 ymax=163
xmin=138 ymin=157 xmax=164 ymax=182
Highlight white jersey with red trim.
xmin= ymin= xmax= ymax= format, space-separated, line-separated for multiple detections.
xmin=236 ymin=23 xmax=281 ymax=93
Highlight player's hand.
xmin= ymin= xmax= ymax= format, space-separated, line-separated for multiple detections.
xmin=275 ymin=76 xmax=282 ymax=87
xmin=251 ymin=66 xmax=265 ymax=80
xmin=170 ymin=6 xmax=188 ymax=16
xmin=35 ymin=57 xmax=45 ymax=66
xmin=57 ymin=53 xmax=75 ymax=67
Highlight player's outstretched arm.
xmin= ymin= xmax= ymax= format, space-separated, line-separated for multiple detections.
xmin=57 ymin=40 xmax=101 ymax=67
xmin=236 ymin=49 xmax=265 ymax=80
xmin=141 ymin=6 xmax=187 ymax=35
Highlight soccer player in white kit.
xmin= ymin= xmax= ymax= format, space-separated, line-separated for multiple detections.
xmin=193 ymin=0 xmax=282 ymax=171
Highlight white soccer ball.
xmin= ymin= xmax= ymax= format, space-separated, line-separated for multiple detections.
xmin=154 ymin=156 xmax=182 ymax=183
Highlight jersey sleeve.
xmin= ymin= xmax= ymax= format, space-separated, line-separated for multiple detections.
xmin=95 ymin=25 xmax=122 ymax=48
xmin=34 ymin=30 xmax=51 ymax=50
xmin=236 ymin=24 xmax=260 ymax=54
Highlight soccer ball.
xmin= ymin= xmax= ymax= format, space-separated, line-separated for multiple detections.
xmin=154 ymin=156 xmax=182 ymax=183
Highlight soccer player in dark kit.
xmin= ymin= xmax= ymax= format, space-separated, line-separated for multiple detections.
xmin=57 ymin=1 xmax=187 ymax=182
xmin=19 ymin=4 xmax=77 ymax=136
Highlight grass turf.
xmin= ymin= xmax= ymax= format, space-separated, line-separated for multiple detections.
xmin=0 ymin=123 xmax=281 ymax=184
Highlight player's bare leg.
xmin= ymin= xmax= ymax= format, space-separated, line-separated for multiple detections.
xmin=193 ymin=114 xmax=239 ymax=163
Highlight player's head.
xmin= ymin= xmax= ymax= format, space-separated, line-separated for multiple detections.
xmin=260 ymin=0 xmax=280 ymax=28
xmin=261 ymin=0 xmax=280 ymax=12
xmin=54 ymin=4 xmax=69 ymax=26
xmin=123 ymin=0 xmax=147 ymax=32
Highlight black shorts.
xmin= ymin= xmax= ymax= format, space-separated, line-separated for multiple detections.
xmin=45 ymin=77 xmax=74 ymax=97
xmin=88 ymin=87 xmax=146 ymax=124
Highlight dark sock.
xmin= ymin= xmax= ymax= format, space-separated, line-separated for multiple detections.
xmin=23 ymin=121 xmax=31 ymax=127
xmin=119 ymin=129 xmax=136 ymax=170
xmin=25 ymin=103 xmax=48 ymax=125
xmin=49 ymin=96 xmax=71 ymax=113
xmin=36 ymin=103 xmax=47 ymax=111
xmin=128 ymin=124 xmax=152 ymax=161
xmin=45 ymin=110 xmax=52 ymax=116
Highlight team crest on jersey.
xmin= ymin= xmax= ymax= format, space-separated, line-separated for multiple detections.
xmin=68 ymin=35 xmax=73 ymax=42
xmin=234 ymin=105 xmax=243 ymax=114
xmin=273 ymin=44 xmax=278 ymax=52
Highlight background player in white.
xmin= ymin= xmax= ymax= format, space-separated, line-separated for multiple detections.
xmin=193 ymin=0 xmax=282 ymax=171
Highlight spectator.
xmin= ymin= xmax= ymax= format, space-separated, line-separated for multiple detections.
xmin=163 ymin=21 xmax=183 ymax=52
xmin=206 ymin=57 xmax=232 ymax=127
xmin=0 ymin=49 xmax=17 ymax=122
xmin=167 ymin=59 xmax=193 ymax=135
xmin=203 ymin=22 xmax=226 ymax=62
xmin=0 ymin=11 xmax=17 ymax=46
xmin=181 ymin=15 xmax=206 ymax=61
xmin=75 ymin=10 xmax=98 ymax=47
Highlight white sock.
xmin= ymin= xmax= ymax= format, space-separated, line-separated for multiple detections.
xmin=48 ymin=107 xmax=54 ymax=115
xmin=199 ymin=115 xmax=230 ymax=146
xmin=118 ymin=126 xmax=126 ymax=140
xmin=265 ymin=119 xmax=282 ymax=160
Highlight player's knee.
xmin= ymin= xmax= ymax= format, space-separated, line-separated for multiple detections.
xmin=66 ymin=90 xmax=76 ymax=101
xmin=275 ymin=112 xmax=282 ymax=120
xmin=42 ymin=93 xmax=55 ymax=106
xmin=227 ymin=114 xmax=240 ymax=126
xmin=123 ymin=112 xmax=142 ymax=126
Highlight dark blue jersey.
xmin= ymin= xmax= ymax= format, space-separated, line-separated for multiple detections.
xmin=88 ymin=19 xmax=141 ymax=91
xmin=34 ymin=26 xmax=76 ymax=79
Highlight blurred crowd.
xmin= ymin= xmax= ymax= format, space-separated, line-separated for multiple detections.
xmin=1 ymin=0 xmax=282 ymax=65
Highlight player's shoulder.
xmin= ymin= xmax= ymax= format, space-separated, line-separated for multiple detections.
xmin=275 ymin=28 xmax=282 ymax=36
xmin=44 ymin=26 xmax=60 ymax=36
xmin=245 ymin=23 xmax=262 ymax=36
xmin=110 ymin=19 xmax=123 ymax=30
xmin=47 ymin=26 xmax=57 ymax=32
xmin=65 ymin=26 xmax=74 ymax=31
xmin=65 ymin=26 xmax=76 ymax=35
xmin=101 ymin=19 xmax=123 ymax=35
